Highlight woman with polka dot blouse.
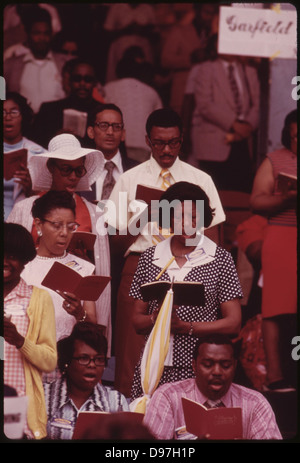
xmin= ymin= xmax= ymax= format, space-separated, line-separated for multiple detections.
xmin=129 ymin=182 xmax=243 ymax=400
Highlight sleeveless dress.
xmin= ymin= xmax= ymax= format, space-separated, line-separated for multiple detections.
xmin=261 ymin=148 xmax=297 ymax=318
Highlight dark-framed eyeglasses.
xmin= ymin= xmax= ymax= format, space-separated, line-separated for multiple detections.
xmin=3 ymin=109 xmax=21 ymax=118
xmin=94 ymin=121 xmax=124 ymax=132
xmin=149 ymin=137 xmax=182 ymax=151
xmin=71 ymin=74 xmax=95 ymax=83
xmin=72 ymin=355 xmax=106 ymax=366
xmin=53 ymin=164 xmax=87 ymax=178
xmin=42 ymin=219 xmax=80 ymax=233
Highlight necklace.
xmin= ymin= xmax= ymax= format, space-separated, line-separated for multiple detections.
xmin=37 ymin=250 xmax=67 ymax=260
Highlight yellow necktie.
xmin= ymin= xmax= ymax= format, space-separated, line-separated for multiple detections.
xmin=160 ymin=169 xmax=172 ymax=191
xmin=152 ymin=169 xmax=173 ymax=244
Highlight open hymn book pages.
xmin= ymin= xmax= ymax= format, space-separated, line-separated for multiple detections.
xmin=63 ymin=109 xmax=88 ymax=138
xmin=182 ymin=397 xmax=243 ymax=440
xmin=277 ymin=172 xmax=297 ymax=195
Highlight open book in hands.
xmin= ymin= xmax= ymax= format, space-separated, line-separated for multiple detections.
xmin=41 ymin=261 xmax=110 ymax=301
xmin=182 ymin=397 xmax=243 ymax=440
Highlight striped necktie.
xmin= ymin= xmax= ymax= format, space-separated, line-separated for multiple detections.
xmin=160 ymin=169 xmax=172 ymax=191
xmin=152 ymin=169 xmax=172 ymax=244
xmin=228 ymin=63 xmax=242 ymax=117
xmin=101 ymin=161 xmax=116 ymax=200
xmin=204 ymin=400 xmax=225 ymax=409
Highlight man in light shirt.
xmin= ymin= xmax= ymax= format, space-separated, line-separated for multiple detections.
xmin=143 ymin=334 xmax=282 ymax=440
xmin=105 ymin=108 xmax=226 ymax=397
xmin=4 ymin=7 xmax=66 ymax=114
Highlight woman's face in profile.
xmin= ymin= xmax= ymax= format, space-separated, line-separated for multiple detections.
xmin=35 ymin=207 xmax=77 ymax=257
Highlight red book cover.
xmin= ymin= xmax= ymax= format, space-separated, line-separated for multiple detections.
xmin=68 ymin=231 xmax=97 ymax=251
xmin=182 ymin=397 xmax=243 ymax=440
xmin=135 ymin=184 xmax=164 ymax=206
xmin=72 ymin=411 xmax=144 ymax=440
xmin=4 ymin=148 xmax=28 ymax=180
xmin=41 ymin=261 xmax=110 ymax=301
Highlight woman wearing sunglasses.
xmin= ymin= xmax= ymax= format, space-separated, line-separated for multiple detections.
xmin=7 ymin=134 xmax=112 ymax=355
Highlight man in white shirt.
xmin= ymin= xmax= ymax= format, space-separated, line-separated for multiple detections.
xmin=4 ymin=7 xmax=66 ymax=114
xmin=105 ymin=108 xmax=226 ymax=397
xmin=86 ymin=103 xmax=138 ymax=201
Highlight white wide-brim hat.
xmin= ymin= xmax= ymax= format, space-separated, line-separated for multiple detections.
xmin=28 ymin=133 xmax=105 ymax=191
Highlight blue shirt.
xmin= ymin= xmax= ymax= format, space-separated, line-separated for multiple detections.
xmin=43 ymin=376 xmax=129 ymax=440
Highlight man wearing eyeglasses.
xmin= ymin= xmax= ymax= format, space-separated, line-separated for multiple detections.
xmin=85 ymin=103 xmax=138 ymax=202
xmin=32 ymin=58 xmax=100 ymax=148
xmin=106 ymin=108 xmax=226 ymax=398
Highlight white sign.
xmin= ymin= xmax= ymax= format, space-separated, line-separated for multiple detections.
xmin=218 ymin=5 xmax=297 ymax=59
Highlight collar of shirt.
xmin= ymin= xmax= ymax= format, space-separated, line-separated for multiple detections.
xmin=148 ymin=154 xmax=181 ymax=183
xmin=4 ymin=278 xmax=32 ymax=303
xmin=153 ymin=235 xmax=217 ymax=270
xmin=22 ymin=50 xmax=54 ymax=64
xmin=105 ymin=150 xmax=122 ymax=174
xmin=54 ymin=376 xmax=108 ymax=412
xmin=192 ymin=380 xmax=232 ymax=408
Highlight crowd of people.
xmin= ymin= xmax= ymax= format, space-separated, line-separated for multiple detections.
xmin=3 ymin=3 xmax=297 ymax=442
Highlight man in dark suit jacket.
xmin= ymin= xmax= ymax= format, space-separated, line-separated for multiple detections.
xmin=32 ymin=58 xmax=101 ymax=148
xmin=190 ymin=48 xmax=260 ymax=193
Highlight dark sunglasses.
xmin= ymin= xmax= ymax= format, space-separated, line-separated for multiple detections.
xmin=54 ymin=163 xmax=87 ymax=178
xmin=71 ymin=74 xmax=95 ymax=83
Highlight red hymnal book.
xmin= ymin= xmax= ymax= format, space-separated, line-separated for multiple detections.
xmin=182 ymin=397 xmax=243 ymax=440
xmin=72 ymin=411 xmax=144 ymax=440
xmin=41 ymin=261 xmax=110 ymax=301
xmin=4 ymin=149 xmax=28 ymax=180
xmin=69 ymin=231 xmax=97 ymax=251
xmin=135 ymin=184 xmax=164 ymax=206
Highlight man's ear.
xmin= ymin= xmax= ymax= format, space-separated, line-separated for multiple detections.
xmin=87 ymin=126 xmax=95 ymax=140
xmin=121 ymin=128 xmax=126 ymax=143
xmin=145 ymin=134 xmax=151 ymax=148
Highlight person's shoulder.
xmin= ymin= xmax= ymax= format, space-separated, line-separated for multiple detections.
xmin=39 ymin=97 xmax=69 ymax=112
xmin=231 ymin=383 xmax=271 ymax=406
xmin=31 ymin=285 xmax=53 ymax=300
xmin=153 ymin=378 xmax=194 ymax=399
xmin=8 ymin=195 xmax=37 ymax=216
xmin=176 ymin=159 xmax=213 ymax=181
xmin=118 ymin=159 xmax=148 ymax=179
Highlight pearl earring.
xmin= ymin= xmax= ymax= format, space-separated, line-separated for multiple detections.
xmin=37 ymin=230 xmax=42 ymax=237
